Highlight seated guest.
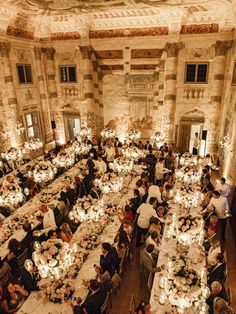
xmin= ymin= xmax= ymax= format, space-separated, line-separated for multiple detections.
xmin=39 ymin=204 xmax=57 ymax=234
xmin=130 ymin=189 xmax=141 ymax=214
xmin=200 ymin=168 xmax=210 ymax=184
xmin=65 ymin=184 xmax=77 ymax=206
xmin=48 ymin=229 xmax=59 ymax=240
xmin=20 ymin=261 xmax=38 ymax=292
xmin=122 ymin=220 xmax=133 ymax=242
xmin=201 ymin=178 xmax=215 ymax=194
xmin=59 ymin=223 xmax=73 ymax=243
xmin=140 ymin=244 xmax=161 ymax=287
xmin=161 ymin=184 xmax=172 ymax=202
xmin=89 ymin=183 xmax=99 ymax=199
xmin=1 ymin=280 xmax=29 ymax=313
xmin=75 ymin=176 xmax=86 ymax=198
xmin=206 ymin=281 xmax=228 ymax=314
xmin=135 ymin=179 xmax=146 ymax=199
xmin=7 ymin=239 xmax=26 ymax=275
xmin=202 ymin=190 xmax=213 ymax=209
xmin=94 ymin=265 xmax=111 ymax=284
xmin=117 ymin=205 xmax=133 ymax=223
xmin=81 ymin=279 xmax=109 ymax=314
xmin=21 ymin=223 xmax=35 ymax=254
xmin=146 ymin=217 xmax=161 ymax=240
xmin=115 ymin=229 xmax=130 ymax=260
xmin=203 ymin=227 xmax=220 ymax=252
xmin=100 ymin=242 xmax=119 ymax=276
xmin=214 ymin=297 xmax=234 ymax=314
xmin=208 ymin=253 xmax=226 ymax=284
xmin=134 ymin=300 xmax=151 ymax=314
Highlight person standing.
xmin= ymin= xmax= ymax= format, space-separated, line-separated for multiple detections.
xmin=193 ymin=132 xmax=200 ymax=155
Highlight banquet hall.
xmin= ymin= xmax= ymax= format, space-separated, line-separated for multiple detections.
xmin=0 ymin=0 xmax=236 ymax=313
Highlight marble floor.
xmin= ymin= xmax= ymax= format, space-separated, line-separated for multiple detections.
xmin=109 ymin=223 xmax=236 ymax=313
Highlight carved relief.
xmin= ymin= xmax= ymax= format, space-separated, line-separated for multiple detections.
xmin=42 ymin=47 xmax=55 ymax=60
xmin=79 ymin=46 xmax=92 ymax=59
xmin=17 ymin=49 xmax=31 ymax=62
xmin=6 ymin=26 xmax=34 ymax=39
xmin=89 ymin=26 xmax=168 ymax=39
xmin=51 ymin=32 xmax=80 ymax=40
xmin=180 ymin=23 xmax=218 ymax=34
xmin=165 ymin=42 xmax=184 ymax=58
xmin=25 ymin=90 xmax=33 ymax=101
xmin=0 ymin=41 xmax=11 ymax=58
xmin=34 ymin=47 xmax=42 ymax=60
xmin=189 ymin=48 xmax=210 ymax=59
xmin=213 ymin=40 xmax=233 ymax=57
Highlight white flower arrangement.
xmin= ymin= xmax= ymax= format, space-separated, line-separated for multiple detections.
xmin=1 ymin=147 xmax=25 ymax=162
xmin=110 ymin=157 xmax=134 ymax=174
xmin=121 ymin=147 xmax=145 ymax=161
xmin=126 ymin=129 xmax=140 ymax=141
xmin=175 ymin=214 xmax=202 ymax=245
xmin=52 ymin=152 xmax=75 ymax=169
xmin=33 ymin=239 xmax=75 ymax=279
xmin=101 ymin=128 xmax=116 ymax=139
xmin=0 ymin=188 xmax=24 ymax=207
xmin=175 ymin=166 xmax=200 ymax=185
xmin=179 ymin=153 xmax=199 ymax=167
xmin=150 ymin=131 xmax=165 ymax=147
xmin=70 ymin=141 xmax=92 ymax=155
xmin=41 ymin=278 xmax=75 ymax=303
xmin=33 ymin=162 xmax=56 ymax=184
xmin=95 ymin=173 xmax=123 ymax=194
xmin=24 ymin=138 xmax=43 ymax=151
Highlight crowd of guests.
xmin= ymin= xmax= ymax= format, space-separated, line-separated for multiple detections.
xmin=0 ymin=138 xmax=234 ymax=314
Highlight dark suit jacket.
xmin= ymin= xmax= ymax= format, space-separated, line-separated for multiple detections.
xmin=100 ymin=248 xmax=120 ymax=275
xmin=130 ymin=196 xmax=141 ymax=214
xmin=83 ymin=282 xmax=109 ymax=314
xmin=208 ymin=263 xmax=226 ymax=284
xmin=206 ymin=289 xmax=228 ymax=314
xmin=22 ymin=231 xmax=36 ymax=254
xmin=20 ymin=268 xmax=38 ymax=292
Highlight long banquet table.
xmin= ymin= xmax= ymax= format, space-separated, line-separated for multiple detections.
xmin=0 ymin=160 xmax=87 ymax=260
xmin=150 ymin=181 xmax=208 ymax=314
xmin=17 ymin=175 xmax=138 ymax=314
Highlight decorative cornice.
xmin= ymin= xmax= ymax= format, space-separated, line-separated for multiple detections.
xmin=42 ymin=47 xmax=55 ymax=60
xmin=165 ymin=42 xmax=185 ymax=58
xmin=51 ymin=32 xmax=81 ymax=40
xmin=6 ymin=26 xmax=34 ymax=40
xmin=213 ymin=40 xmax=233 ymax=57
xmin=180 ymin=23 xmax=218 ymax=35
xmin=89 ymin=26 xmax=168 ymax=39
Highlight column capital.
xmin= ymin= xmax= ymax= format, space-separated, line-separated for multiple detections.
xmin=213 ymin=40 xmax=233 ymax=57
xmin=165 ymin=42 xmax=185 ymax=58
xmin=79 ymin=45 xmax=93 ymax=59
xmin=42 ymin=47 xmax=55 ymax=60
xmin=34 ymin=47 xmax=43 ymax=60
xmin=0 ymin=41 xmax=11 ymax=58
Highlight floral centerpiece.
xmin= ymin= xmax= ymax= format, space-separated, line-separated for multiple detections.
xmin=95 ymin=173 xmax=123 ymax=194
xmin=70 ymin=141 xmax=92 ymax=156
xmin=78 ymin=126 xmax=93 ymax=139
xmin=24 ymin=138 xmax=43 ymax=151
xmin=33 ymin=162 xmax=56 ymax=184
xmin=122 ymin=147 xmax=145 ymax=161
xmin=0 ymin=187 xmax=24 ymax=208
xmin=175 ymin=166 xmax=200 ymax=185
xmin=40 ymin=278 xmax=75 ymax=303
xmin=126 ymin=129 xmax=140 ymax=141
xmin=32 ymin=239 xmax=75 ymax=279
xmin=176 ymin=214 xmax=202 ymax=245
xmin=52 ymin=152 xmax=75 ymax=169
xmin=150 ymin=131 xmax=165 ymax=147
xmin=166 ymin=258 xmax=202 ymax=309
xmin=175 ymin=188 xmax=203 ymax=208
xmin=110 ymin=157 xmax=134 ymax=174
xmin=1 ymin=147 xmax=25 ymax=163
xmin=101 ymin=128 xmax=116 ymax=139
xmin=68 ymin=196 xmax=105 ymax=225
xmin=179 ymin=153 xmax=199 ymax=167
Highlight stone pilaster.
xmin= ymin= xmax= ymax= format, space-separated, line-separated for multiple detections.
xmin=0 ymin=41 xmax=22 ymax=148
xmin=79 ymin=45 xmax=96 ymax=134
xmin=34 ymin=47 xmax=54 ymax=145
xmin=98 ymin=71 xmax=104 ymax=135
xmin=164 ymin=42 xmax=184 ymax=145
xmin=207 ymin=40 xmax=233 ymax=153
xmin=42 ymin=47 xmax=64 ymax=145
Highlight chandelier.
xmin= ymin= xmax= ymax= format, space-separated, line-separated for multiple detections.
xmin=101 ymin=128 xmax=116 ymax=139
xmin=24 ymin=138 xmax=43 ymax=151
xmin=127 ymin=129 xmax=140 ymax=141
xmin=150 ymin=131 xmax=165 ymax=147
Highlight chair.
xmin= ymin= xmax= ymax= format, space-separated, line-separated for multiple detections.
xmin=16 ymin=248 xmax=29 ymax=270
xmin=55 ymin=208 xmax=63 ymax=227
xmin=101 ymin=292 xmax=110 ymax=314
xmin=0 ymin=262 xmax=11 ymax=285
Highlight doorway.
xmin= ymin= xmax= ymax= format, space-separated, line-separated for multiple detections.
xmin=178 ymin=117 xmax=204 ymax=154
xmin=63 ymin=112 xmax=81 ymax=142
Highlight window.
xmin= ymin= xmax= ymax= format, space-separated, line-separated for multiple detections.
xmin=17 ymin=64 xmax=33 ymax=84
xmin=59 ymin=66 xmax=76 ymax=83
xmin=24 ymin=112 xmax=41 ymax=139
xmin=185 ymin=63 xmax=208 ymax=83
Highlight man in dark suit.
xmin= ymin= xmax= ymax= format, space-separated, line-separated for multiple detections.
xmin=82 ymin=279 xmax=109 ymax=314
xmin=130 ymin=189 xmax=141 ymax=214
xmin=22 ymin=223 xmax=36 ymax=254
xmin=208 ymin=253 xmax=226 ymax=284
xmin=100 ymin=243 xmax=119 ymax=276
xmin=140 ymin=244 xmax=160 ymax=274
xmin=20 ymin=265 xmax=38 ymax=292
xmin=206 ymin=280 xmax=228 ymax=314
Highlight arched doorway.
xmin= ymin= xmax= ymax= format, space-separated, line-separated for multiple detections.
xmin=178 ymin=109 xmax=205 ymax=155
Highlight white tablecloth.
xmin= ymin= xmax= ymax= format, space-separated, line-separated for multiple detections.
xmin=17 ymin=177 xmax=137 ymax=314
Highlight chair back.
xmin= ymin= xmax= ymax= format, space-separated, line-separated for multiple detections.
xmin=101 ymin=292 xmax=110 ymax=314
xmin=55 ymin=209 xmax=63 ymax=227
xmin=0 ymin=262 xmax=11 ymax=285
xmin=16 ymin=248 xmax=29 ymax=270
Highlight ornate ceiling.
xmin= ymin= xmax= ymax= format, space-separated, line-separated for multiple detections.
xmin=0 ymin=0 xmax=234 ymax=40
